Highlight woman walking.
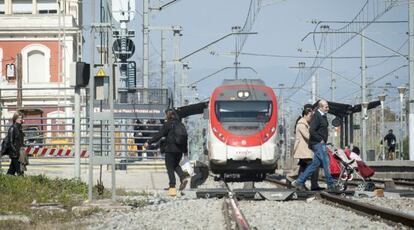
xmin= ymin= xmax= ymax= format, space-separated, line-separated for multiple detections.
xmin=291 ymin=108 xmax=323 ymax=190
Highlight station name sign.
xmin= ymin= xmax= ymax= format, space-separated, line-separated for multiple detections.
xmin=93 ymin=103 xmax=168 ymax=119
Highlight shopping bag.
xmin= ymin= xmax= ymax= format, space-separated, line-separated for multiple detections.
xmin=356 ymin=160 xmax=375 ymax=178
xmin=327 ymin=148 xmax=341 ymax=178
xmin=180 ymin=156 xmax=194 ymax=176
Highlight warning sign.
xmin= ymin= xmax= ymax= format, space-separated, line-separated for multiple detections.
xmin=96 ymin=68 xmax=106 ymax=77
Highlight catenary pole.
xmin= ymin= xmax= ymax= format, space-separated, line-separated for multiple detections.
xmin=88 ymin=0 xmax=96 ymax=201
xmin=408 ymin=0 xmax=414 ymax=160
xmin=143 ymin=0 xmax=149 ymax=89
xmin=361 ymin=30 xmax=367 ymax=161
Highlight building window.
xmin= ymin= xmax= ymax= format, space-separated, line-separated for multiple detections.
xmin=27 ymin=50 xmax=45 ymax=83
xmin=38 ymin=0 xmax=57 ymax=14
xmin=0 ymin=0 xmax=5 ymax=14
xmin=12 ymin=0 xmax=33 ymax=14
xmin=21 ymin=44 xmax=51 ymax=84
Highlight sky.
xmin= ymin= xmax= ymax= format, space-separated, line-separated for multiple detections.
xmin=83 ymin=0 xmax=409 ymax=116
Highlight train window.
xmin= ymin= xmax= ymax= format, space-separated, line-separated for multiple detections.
xmin=215 ymin=101 xmax=271 ymax=122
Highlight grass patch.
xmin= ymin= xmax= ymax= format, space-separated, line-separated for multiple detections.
xmin=0 ymin=174 xmax=102 ymax=227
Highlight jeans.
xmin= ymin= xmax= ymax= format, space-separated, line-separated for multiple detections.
xmin=298 ymin=159 xmax=320 ymax=190
xmin=297 ymin=143 xmax=334 ymax=188
xmin=165 ymin=152 xmax=184 ymax=188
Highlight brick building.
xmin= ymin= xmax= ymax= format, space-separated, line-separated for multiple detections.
xmin=0 ymin=0 xmax=82 ymax=137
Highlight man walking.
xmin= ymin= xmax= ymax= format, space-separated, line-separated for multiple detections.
xmin=292 ymin=100 xmax=335 ymax=191
xmin=383 ymin=129 xmax=396 ymax=160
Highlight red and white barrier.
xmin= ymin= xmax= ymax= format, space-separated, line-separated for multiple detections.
xmin=25 ymin=147 xmax=88 ymax=158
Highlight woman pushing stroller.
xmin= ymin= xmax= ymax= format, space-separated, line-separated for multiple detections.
xmin=288 ymin=105 xmax=323 ymax=191
xmin=292 ymin=100 xmax=337 ymax=191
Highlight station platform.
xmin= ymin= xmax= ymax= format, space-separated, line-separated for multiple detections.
xmin=366 ymin=160 xmax=414 ymax=180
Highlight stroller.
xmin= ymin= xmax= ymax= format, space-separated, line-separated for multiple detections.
xmin=327 ymin=145 xmax=375 ymax=191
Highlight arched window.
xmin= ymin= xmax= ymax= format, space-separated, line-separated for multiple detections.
xmin=21 ymin=44 xmax=50 ymax=83
xmin=27 ymin=50 xmax=45 ymax=83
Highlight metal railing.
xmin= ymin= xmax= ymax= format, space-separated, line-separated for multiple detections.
xmin=0 ymin=87 xmax=171 ymax=166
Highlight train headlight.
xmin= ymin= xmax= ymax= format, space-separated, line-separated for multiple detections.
xmin=218 ymin=133 xmax=225 ymax=140
xmin=237 ymin=90 xmax=250 ymax=99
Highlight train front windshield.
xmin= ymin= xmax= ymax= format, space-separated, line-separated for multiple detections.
xmin=215 ymin=101 xmax=272 ymax=122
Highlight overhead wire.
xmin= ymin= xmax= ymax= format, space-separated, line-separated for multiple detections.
xmin=287 ymin=0 xmax=398 ymax=103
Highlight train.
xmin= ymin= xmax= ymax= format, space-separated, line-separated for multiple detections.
xmin=207 ymin=79 xmax=279 ymax=182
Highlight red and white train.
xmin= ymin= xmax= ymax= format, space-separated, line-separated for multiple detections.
xmin=207 ymin=79 xmax=279 ymax=181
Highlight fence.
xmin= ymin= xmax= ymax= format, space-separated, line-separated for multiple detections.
xmin=0 ymin=87 xmax=170 ymax=166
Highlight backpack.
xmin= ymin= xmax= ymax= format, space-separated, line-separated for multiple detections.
xmin=172 ymin=122 xmax=188 ymax=145
xmin=0 ymin=134 xmax=10 ymax=156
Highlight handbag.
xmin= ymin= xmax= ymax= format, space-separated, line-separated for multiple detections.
xmin=180 ymin=156 xmax=194 ymax=176
xmin=356 ymin=161 xmax=375 ymax=178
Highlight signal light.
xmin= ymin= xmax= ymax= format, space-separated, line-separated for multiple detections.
xmin=237 ymin=90 xmax=250 ymax=99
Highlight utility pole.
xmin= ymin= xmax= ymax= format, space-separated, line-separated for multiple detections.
xmin=88 ymin=0 xmax=96 ymax=201
xmin=232 ymin=26 xmax=241 ymax=79
xmin=161 ymin=30 xmax=167 ymax=88
xmin=330 ymin=57 xmax=336 ymax=145
xmin=173 ymin=26 xmax=182 ymax=106
xmin=279 ymin=84 xmax=285 ymax=166
xmin=330 ymin=58 xmax=335 ymax=101
xmin=143 ymin=0 xmax=149 ymax=89
xmin=311 ymin=74 xmax=316 ymax=103
xmin=16 ymin=54 xmax=22 ymax=108
xmin=408 ymin=0 xmax=414 ymax=160
xmin=361 ymin=30 xmax=367 ymax=161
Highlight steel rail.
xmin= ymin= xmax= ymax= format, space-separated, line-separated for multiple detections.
xmin=319 ymin=191 xmax=414 ymax=227
xmin=226 ymin=197 xmax=251 ymax=230
xmin=318 ymin=176 xmax=414 ymax=189
xmin=223 ymin=182 xmax=252 ymax=230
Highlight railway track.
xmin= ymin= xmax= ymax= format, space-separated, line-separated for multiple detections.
xmin=319 ymin=191 xmax=414 ymax=228
xmin=222 ymin=182 xmax=252 ymax=230
xmin=265 ymin=174 xmax=414 ymax=228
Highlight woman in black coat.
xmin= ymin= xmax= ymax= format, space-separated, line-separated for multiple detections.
xmin=7 ymin=112 xmax=25 ymax=175
xmin=144 ymin=109 xmax=189 ymax=196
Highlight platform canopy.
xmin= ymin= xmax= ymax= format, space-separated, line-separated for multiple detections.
xmin=315 ymin=100 xmax=381 ymax=117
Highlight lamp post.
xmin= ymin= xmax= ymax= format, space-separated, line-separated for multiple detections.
xmin=378 ymin=94 xmax=386 ymax=160
xmin=361 ymin=101 xmax=369 ymax=161
xmin=397 ymin=86 xmax=407 ymax=160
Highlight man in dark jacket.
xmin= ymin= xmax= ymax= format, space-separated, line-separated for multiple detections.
xmin=292 ymin=100 xmax=335 ymax=191
xmin=383 ymin=129 xmax=396 ymax=159
xmin=144 ymin=109 xmax=189 ymax=196
xmin=7 ymin=112 xmax=25 ymax=175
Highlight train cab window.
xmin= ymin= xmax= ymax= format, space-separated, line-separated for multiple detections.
xmin=215 ymin=101 xmax=271 ymax=122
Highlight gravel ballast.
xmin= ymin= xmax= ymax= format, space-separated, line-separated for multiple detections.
xmin=86 ymin=195 xmax=225 ymax=230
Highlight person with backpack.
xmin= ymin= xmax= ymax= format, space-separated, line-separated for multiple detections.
xmin=5 ymin=112 xmax=26 ymax=176
xmin=144 ymin=109 xmax=190 ymax=196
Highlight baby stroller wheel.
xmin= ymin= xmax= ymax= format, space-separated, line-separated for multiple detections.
xmin=336 ymin=181 xmax=347 ymax=191
xmin=364 ymin=182 xmax=375 ymax=191
xmin=357 ymin=183 xmax=365 ymax=191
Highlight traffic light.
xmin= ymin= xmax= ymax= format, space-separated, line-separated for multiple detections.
xmin=70 ymin=62 xmax=90 ymax=87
